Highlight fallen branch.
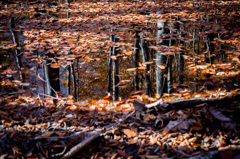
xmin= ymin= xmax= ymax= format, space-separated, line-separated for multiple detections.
xmin=163 ymin=92 xmax=240 ymax=112
xmin=132 ymin=93 xmax=240 ymax=112
xmin=62 ymin=131 xmax=103 ymax=159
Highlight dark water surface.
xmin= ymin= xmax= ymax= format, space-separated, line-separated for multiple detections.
xmin=0 ymin=0 xmax=240 ymax=101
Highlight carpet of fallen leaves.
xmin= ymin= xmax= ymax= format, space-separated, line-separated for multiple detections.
xmin=0 ymin=88 xmax=240 ymax=158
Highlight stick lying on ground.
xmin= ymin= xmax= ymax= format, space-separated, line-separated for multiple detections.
xmin=132 ymin=92 xmax=240 ymax=112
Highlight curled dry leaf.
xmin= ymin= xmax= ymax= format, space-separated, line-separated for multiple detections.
xmin=209 ymin=108 xmax=231 ymax=122
xmin=126 ymin=68 xmax=137 ymax=72
xmin=123 ymin=129 xmax=136 ymax=138
xmin=157 ymin=65 xmax=165 ymax=70
xmin=221 ymin=122 xmax=236 ymax=130
xmin=131 ymin=99 xmax=145 ymax=111
xmin=162 ymin=119 xmax=196 ymax=135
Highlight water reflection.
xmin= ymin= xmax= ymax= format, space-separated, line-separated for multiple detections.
xmin=0 ymin=1 xmax=240 ymax=102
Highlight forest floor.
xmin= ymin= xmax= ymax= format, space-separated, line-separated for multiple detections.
xmin=0 ymin=89 xmax=240 ymax=158
xmin=0 ymin=0 xmax=240 ymax=158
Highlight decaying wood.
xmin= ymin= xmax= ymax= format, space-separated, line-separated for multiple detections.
xmin=153 ymin=93 xmax=240 ymax=112
xmin=133 ymin=93 xmax=240 ymax=113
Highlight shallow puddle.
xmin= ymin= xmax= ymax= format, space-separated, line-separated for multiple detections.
xmin=0 ymin=1 xmax=240 ymax=102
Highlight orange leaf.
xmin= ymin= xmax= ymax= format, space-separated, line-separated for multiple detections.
xmin=149 ymin=136 xmax=158 ymax=145
xmin=123 ymin=129 xmax=136 ymax=138
xmin=51 ymin=63 xmax=60 ymax=68
xmin=157 ymin=65 xmax=165 ymax=70
xmin=164 ymin=51 xmax=174 ymax=55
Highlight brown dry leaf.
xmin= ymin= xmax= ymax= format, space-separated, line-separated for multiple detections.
xmin=68 ymin=95 xmax=74 ymax=99
xmin=138 ymin=66 xmax=147 ymax=70
xmin=143 ymin=113 xmax=151 ymax=122
xmin=95 ymin=99 xmax=108 ymax=108
xmin=123 ymin=129 xmax=136 ymax=138
xmin=209 ymin=108 xmax=231 ymax=122
xmin=128 ymin=137 xmax=138 ymax=144
xmin=127 ymin=68 xmax=137 ymax=72
xmin=191 ymin=121 xmax=203 ymax=131
xmin=149 ymin=46 xmax=159 ymax=50
xmin=149 ymin=136 xmax=158 ymax=145
xmin=115 ymin=105 xmax=122 ymax=111
xmin=44 ymin=97 xmax=54 ymax=105
xmin=146 ymin=156 xmax=161 ymax=159
xmin=17 ymin=89 xmax=25 ymax=94
xmin=221 ymin=122 xmax=236 ymax=130
xmin=122 ymin=104 xmax=133 ymax=111
xmin=0 ymin=110 xmax=7 ymax=115
xmin=69 ymin=105 xmax=77 ymax=111
xmin=67 ymin=99 xmax=74 ymax=105
xmin=103 ymin=94 xmax=112 ymax=100
xmin=131 ymin=99 xmax=145 ymax=111
xmin=110 ymin=56 xmax=117 ymax=60
xmin=42 ymin=132 xmax=54 ymax=137
xmin=163 ymin=120 xmax=195 ymax=135
xmin=142 ymin=61 xmax=154 ymax=65
xmin=164 ymin=51 xmax=174 ymax=55
xmin=143 ymin=113 xmax=156 ymax=122
xmin=55 ymin=131 xmax=66 ymax=137
xmin=157 ymin=65 xmax=165 ymax=70
xmin=117 ymin=149 xmax=130 ymax=158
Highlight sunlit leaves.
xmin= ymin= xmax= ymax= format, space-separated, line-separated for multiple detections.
xmin=123 ymin=129 xmax=137 ymax=138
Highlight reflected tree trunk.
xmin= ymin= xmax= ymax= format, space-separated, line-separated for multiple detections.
xmin=193 ymin=28 xmax=196 ymax=64
xmin=44 ymin=60 xmax=52 ymax=95
xmin=108 ymin=34 xmax=114 ymax=93
xmin=71 ymin=62 xmax=77 ymax=99
xmin=134 ymin=31 xmax=140 ymax=91
xmin=140 ymin=36 xmax=150 ymax=95
xmin=205 ymin=37 xmax=212 ymax=65
xmin=10 ymin=15 xmax=23 ymax=81
xmin=167 ymin=55 xmax=173 ymax=93
xmin=178 ymin=53 xmax=184 ymax=84
xmin=48 ymin=60 xmax=60 ymax=96
xmin=112 ymin=36 xmax=119 ymax=101
xmin=156 ymin=53 xmax=167 ymax=96
xmin=177 ymin=20 xmax=184 ymax=84
xmin=10 ymin=30 xmax=23 ymax=82
xmin=156 ymin=19 xmax=168 ymax=96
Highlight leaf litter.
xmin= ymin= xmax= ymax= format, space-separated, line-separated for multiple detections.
xmin=0 ymin=91 xmax=240 ymax=158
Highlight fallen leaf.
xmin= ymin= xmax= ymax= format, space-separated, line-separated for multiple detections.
xmin=131 ymin=99 xmax=145 ymax=111
xmin=123 ymin=129 xmax=136 ymax=138
xmin=146 ymin=156 xmax=161 ymax=159
xmin=162 ymin=119 xmax=195 ymax=135
xmin=42 ymin=132 xmax=54 ymax=137
xmin=221 ymin=122 xmax=236 ymax=130
xmin=149 ymin=136 xmax=158 ymax=145
xmin=209 ymin=108 xmax=231 ymax=121
xmin=55 ymin=131 xmax=66 ymax=136
xmin=17 ymin=89 xmax=25 ymax=94
xmin=117 ymin=149 xmax=130 ymax=158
